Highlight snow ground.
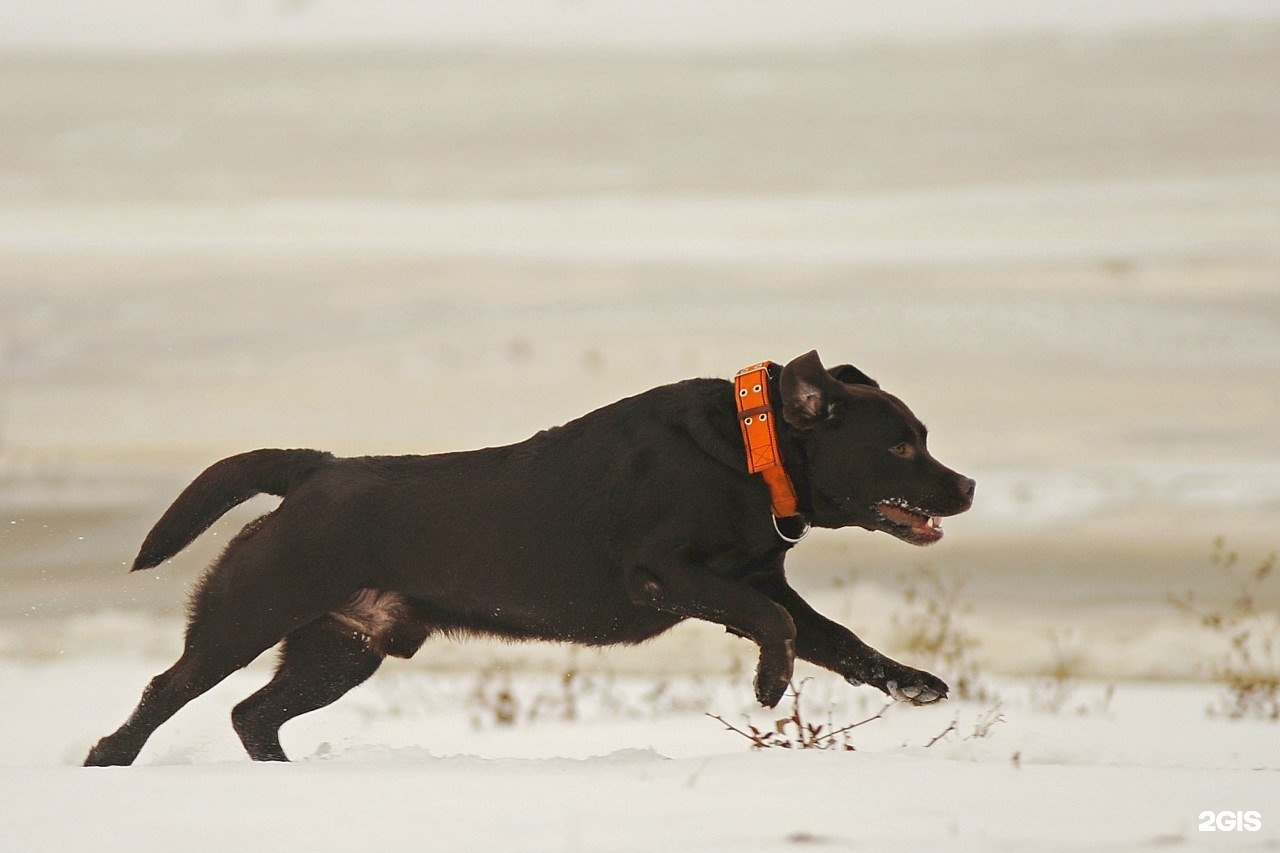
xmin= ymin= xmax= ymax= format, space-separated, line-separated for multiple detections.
xmin=3 ymin=657 xmax=1277 ymax=852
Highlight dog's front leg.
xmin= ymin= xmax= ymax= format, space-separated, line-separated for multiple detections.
xmin=624 ymin=561 xmax=796 ymax=707
xmin=749 ymin=572 xmax=948 ymax=705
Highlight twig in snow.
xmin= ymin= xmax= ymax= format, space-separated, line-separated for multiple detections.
xmin=923 ymin=714 xmax=959 ymax=747
xmin=706 ymin=681 xmax=890 ymax=751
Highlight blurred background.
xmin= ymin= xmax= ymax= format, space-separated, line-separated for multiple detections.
xmin=1 ymin=1 xmax=1277 ymax=677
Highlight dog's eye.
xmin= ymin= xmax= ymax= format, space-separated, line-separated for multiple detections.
xmin=889 ymin=443 xmax=915 ymax=459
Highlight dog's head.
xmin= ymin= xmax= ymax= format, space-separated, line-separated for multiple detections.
xmin=780 ymin=350 xmax=975 ymax=545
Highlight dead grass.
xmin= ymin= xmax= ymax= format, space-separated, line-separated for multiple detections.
xmin=467 ymin=661 xmax=725 ymax=729
xmin=1027 ymin=629 xmax=1115 ymax=716
xmin=891 ymin=566 xmax=995 ymax=703
xmin=707 ymin=680 xmax=889 ymax=751
xmin=1169 ymin=538 xmax=1279 ymax=720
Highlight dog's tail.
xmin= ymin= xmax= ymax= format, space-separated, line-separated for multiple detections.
xmin=131 ymin=448 xmax=334 ymax=572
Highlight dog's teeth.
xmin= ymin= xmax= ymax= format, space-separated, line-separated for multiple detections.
xmin=929 ymin=516 xmax=941 ymax=529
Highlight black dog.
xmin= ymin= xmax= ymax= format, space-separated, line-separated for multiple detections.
xmin=85 ymin=351 xmax=974 ymax=765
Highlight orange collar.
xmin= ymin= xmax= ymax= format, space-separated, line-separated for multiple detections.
xmin=734 ymin=361 xmax=802 ymax=520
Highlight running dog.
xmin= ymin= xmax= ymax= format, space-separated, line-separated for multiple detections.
xmin=85 ymin=350 xmax=974 ymax=765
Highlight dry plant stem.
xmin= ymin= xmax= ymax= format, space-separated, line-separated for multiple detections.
xmin=820 ymin=705 xmax=892 ymax=741
xmin=968 ymin=705 xmax=1005 ymax=740
xmin=924 ymin=715 xmax=958 ymax=748
xmin=707 ymin=681 xmax=891 ymax=750
xmin=893 ymin=566 xmax=993 ymax=702
xmin=705 ymin=714 xmax=774 ymax=748
xmin=1169 ymin=539 xmax=1279 ymax=720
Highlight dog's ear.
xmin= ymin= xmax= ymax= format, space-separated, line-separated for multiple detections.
xmin=827 ymin=363 xmax=879 ymax=388
xmin=781 ymin=350 xmax=845 ymax=430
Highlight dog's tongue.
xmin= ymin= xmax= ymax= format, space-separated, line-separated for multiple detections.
xmin=879 ymin=503 xmax=942 ymax=535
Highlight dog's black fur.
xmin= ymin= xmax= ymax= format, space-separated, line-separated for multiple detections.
xmin=85 ymin=351 xmax=974 ymax=765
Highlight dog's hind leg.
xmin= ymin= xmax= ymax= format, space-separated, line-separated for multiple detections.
xmin=84 ymin=525 xmax=344 ymax=767
xmin=231 ymin=616 xmax=385 ymax=762
xmin=84 ymin=624 xmax=302 ymax=767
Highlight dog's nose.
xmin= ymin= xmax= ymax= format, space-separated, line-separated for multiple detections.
xmin=959 ymin=476 xmax=976 ymax=500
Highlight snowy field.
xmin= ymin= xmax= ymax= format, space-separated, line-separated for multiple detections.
xmin=2 ymin=1 xmax=1279 ymax=850
xmin=5 ymin=578 xmax=1278 ymax=851
xmin=5 ymin=659 xmax=1278 ymax=851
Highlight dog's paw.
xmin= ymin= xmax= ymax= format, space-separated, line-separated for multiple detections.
xmin=84 ymin=735 xmax=137 ymax=767
xmin=882 ymin=668 xmax=949 ymax=706
xmin=753 ymin=640 xmax=795 ymax=708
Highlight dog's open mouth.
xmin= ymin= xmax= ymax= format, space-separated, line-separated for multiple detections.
xmin=875 ymin=500 xmax=943 ymax=546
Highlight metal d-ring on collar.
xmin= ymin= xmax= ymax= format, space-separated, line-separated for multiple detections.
xmin=772 ymin=514 xmax=811 ymax=544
